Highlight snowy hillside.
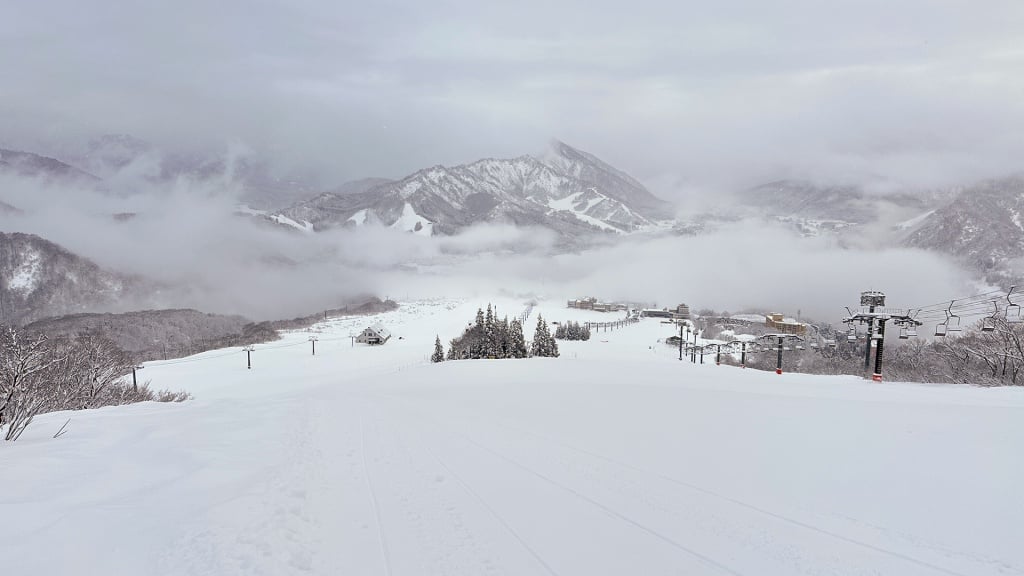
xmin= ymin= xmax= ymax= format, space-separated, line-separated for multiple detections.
xmin=0 ymin=232 xmax=137 ymax=324
xmin=903 ymin=175 xmax=1024 ymax=284
xmin=3 ymin=298 xmax=1023 ymax=575
xmin=276 ymin=141 xmax=674 ymax=240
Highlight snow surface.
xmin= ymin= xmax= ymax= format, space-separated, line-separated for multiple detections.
xmin=4 ymin=298 xmax=1024 ymax=575
xmin=348 ymin=208 xmax=369 ymax=226
xmin=271 ymin=214 xmax=314 ymax=232
xmin=547 ymin=192 xmax=621 ymax=233
xmin=896 ymin=210 xmax=937 ymax=231
xmin=390 ymin=203 xmax=434 ymax=236
xmin=236 ymin=204 xmax=314 ymax=232
xmin=8 ymin=247 xmax=41 ymax=293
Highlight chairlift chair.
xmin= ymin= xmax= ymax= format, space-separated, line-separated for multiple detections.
xmin=935 ymin=323 xmax=948 ymax=337
xmin=945 ymin=301 xmax=963 ymax=332
xmin=982 ymin=302 xmax=999 ymax=332
xmin=1006 ymin=286 xmax=1022 ymax=323
xmin=906 ymin=326 xmax=917 ymax=337
xmin=898 ymin=326 xmax=909 ymax=339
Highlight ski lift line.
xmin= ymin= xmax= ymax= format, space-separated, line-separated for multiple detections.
xmin=911 ymin=297 xmax=1008 ymax=315
xmin=146 ymin=349 xmax=242 ymax=367
xmin=907 ymin=288 xmax=1011 ymax=314
xmin=910 ymin=299 xmax=1016 ymax=319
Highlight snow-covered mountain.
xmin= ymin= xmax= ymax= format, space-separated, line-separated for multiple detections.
xmin=738 ymin=179 xmax=953 ymax=238
xmin=903 ymin=175 xmax=1024 ymax=284
xmin=0 ymin=148 xmax=99 ymax=183
xmin=275 ymin=141 xmax=674 ymax=240
xmin=0 ymin=232 xmax=139 ymax=324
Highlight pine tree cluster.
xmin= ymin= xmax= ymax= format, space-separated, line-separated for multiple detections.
xmin=439 ymin=303 xmax=531 ymax=361
xmin=434 ymin=304 xmax=562 ymax=361
xmin=554 ymin=321 xmax=591 ymax=341
xmin=529 ymin=314 xmax=559 ymax=358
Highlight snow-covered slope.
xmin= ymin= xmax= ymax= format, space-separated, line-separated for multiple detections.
xmin=0 ymin=232 xmax=137 ymax=324
xmin=903 ymin=175 xmax=1024 ymax=285
xmin=3 ymin=298 xmax=1022 ymax=575
xmin=276 ymin=141 xmax=673 ymax=240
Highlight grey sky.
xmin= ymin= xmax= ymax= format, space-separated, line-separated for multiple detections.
xmin=3 ymin=0 xmax=1024 ymax=194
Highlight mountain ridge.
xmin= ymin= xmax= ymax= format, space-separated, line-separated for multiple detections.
xmin=274 ymin=141 xmax=674 ymax=240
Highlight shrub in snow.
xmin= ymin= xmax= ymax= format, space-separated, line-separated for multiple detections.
xmin=0 ymin=325 xmax=190 ymax=442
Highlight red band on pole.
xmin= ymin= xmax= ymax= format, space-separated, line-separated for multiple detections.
xmin=775 ymin=369 xmax=782 ymax=375
xmin=871 ymin=373 xmax=882 ymax=382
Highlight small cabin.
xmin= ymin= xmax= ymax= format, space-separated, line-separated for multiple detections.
xmin=356 ymin=324 xmax=392 ymax=345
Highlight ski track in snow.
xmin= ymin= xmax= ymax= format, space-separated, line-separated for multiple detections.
xmin=360 ymin=413 xmax=394 ymax=576
xmin=386 ymin=401 xmax=743 ymax=576
xmin=387 ymin=401 xmax=987 ymax=576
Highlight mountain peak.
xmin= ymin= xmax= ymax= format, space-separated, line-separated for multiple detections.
xmin=276 ymin=142 xmax=673 ymax=239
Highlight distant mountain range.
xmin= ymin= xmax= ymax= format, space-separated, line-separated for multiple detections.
xmin=0 ymin=148 xmax=100 ymax=183
xmin=273 ymin=140 xmax=675 ymax=241
xmin=4 ymin=134 xmax=1024 ymax=323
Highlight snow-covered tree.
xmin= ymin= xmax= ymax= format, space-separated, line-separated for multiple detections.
xmin=431 ymin=336 xmax=445 ymax=363
xmin=484 ymin=304 xmax=497 ymax=358
xmin=509 ymin=319 xmax=528 ymax=358
xmin=498 ymin=316 xmax=511 ymax=358
xmin=530 ymin=315 xmax=559 ymax=358
xmin=554 ymin=321 xmax=591 ymax=341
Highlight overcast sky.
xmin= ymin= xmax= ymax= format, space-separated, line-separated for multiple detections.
xmin=3 ymin=0 xmax=1024 ymax=194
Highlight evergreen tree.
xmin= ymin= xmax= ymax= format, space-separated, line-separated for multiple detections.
xmin=499 ymin=316 xmax=511 ymax=358
xmin=431 ymin=335 xmax=445 ymax=363
xmin=470 ymin=307 xmax=485 ymax=358
xmin=484 ymin=303 xmax=496 ymax=358
xmin=532 ymin=315 xmax=558 ymax=357
xmin=510 ymin=319 xmax=528 ymax=358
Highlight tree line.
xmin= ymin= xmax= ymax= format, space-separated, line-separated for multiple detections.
xmin=554 ymin=321 xmax=591 ymax=341
xmin=0 ymin=325 xmax=189 ymax=442
xmin=432 ymin=304 xmax=559 ymax=362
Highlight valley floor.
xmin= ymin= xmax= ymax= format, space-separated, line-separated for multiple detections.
xmin=3 ymin=299 xmax=1023 ymax=575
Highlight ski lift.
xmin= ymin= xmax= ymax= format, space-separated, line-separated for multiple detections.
xmin=825 ymin=338 xmax=837 ymax=348
xmin=906 ymin=325 xmax=917 ymax=337
xmin=946 ymin=301 xmax=962 ymax=332
xmin=846 ymin=328 xmax=857 ymax=342
xmin=898 ymin=325 xmax=909 ymax=339
xmin=1006 ymin=286 xmax=1022 ymax=323
xmin=982 ymin=301 xmax=999 ymax=333
xmin=936 ymin=305 xmax=950 ymax=337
